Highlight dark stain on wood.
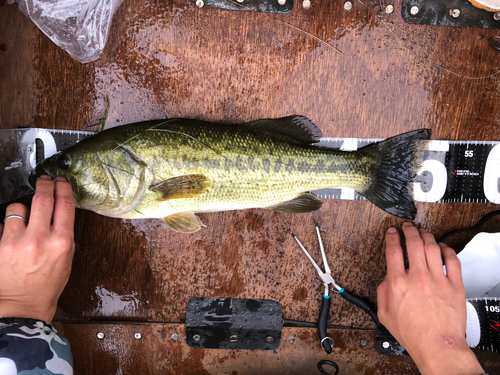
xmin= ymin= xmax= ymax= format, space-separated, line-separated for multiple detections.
xmin=292 ymin=287 xmax=308 ymax=302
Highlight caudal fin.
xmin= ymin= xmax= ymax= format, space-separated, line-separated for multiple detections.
xmin=358 ymin=129 xmax=430 ymax=219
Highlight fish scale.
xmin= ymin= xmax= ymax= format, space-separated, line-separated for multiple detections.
xmin=133 ymin=142 xmax=367 ymax=217
xmin=110 ymin=123 xmax=369 ymax=217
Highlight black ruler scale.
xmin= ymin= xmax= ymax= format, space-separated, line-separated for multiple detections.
xmin=467 ymin=298 xmax=500 ymax=353
xmin=1 ymin=129 xmax=499 ymax=205
xmin=312 ymin=138 xmax=500 ymax=205
xmin=445 ymin=143 xmax=499 ymax=203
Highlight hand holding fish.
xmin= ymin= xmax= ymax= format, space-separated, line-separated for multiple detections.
xmin=377 ymin=222 xmax=484 ymax=375
xmin=0 ymin=176 xmax=75 ymax=323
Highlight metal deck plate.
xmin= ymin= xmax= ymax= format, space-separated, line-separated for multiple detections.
xmin=402 ymin=0 xmax=500 ymax=29
xmin=189 ymin=0 xmax=294 ymax=13
xmin=186 ymin=297 xmax=282 ymax=350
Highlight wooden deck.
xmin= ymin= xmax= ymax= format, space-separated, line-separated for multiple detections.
xmin=1 ymin=0 xmax=499 ymax=373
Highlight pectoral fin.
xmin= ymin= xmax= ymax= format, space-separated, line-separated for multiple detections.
xmin=162 ymin=212 xmax=206 ymax=233
xmin=150 ymin=174 xmax=212 ymax=201
xmin=268 ymin=193 xmax=323 ymax=213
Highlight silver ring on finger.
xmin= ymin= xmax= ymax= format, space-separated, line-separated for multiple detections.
xmin=4 ymin=215 xmax=27 ymax=223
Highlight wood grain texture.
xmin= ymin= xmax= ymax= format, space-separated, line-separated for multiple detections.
xmin=1 ymin=0 xmax=499 ymax=373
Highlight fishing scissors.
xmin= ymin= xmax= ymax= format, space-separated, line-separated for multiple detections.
xmin=291 ymin=225 xmax=398 ymax=355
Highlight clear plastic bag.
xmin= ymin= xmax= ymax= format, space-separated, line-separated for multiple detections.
xmin=8 ymin=0 xmax=124 ymax=63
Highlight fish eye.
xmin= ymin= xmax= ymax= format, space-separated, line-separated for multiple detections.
xmin=56 ymin=153 xmax=72 ymax=170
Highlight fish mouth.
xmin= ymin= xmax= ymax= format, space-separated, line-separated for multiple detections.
xmin=28 ymin=173 xmax=38 ymax=189
xmin=29 ymin=163 xmax=46 ymax=188
xmin=29 ymin=161 xmax=57 ymax=188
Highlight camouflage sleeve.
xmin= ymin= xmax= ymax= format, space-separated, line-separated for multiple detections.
xmin=0 ymin=317 xmax=73 ymax=375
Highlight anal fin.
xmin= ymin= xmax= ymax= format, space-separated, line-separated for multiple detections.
xmin=162 ymin=212 xmax=206 ymax=233
xmin=150 ymin=174 xmax=211 ymax=201
xmin=268 ymin=193 xmax=323 ymax=214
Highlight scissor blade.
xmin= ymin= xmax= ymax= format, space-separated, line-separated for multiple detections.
xmin=291 ymin=232 xmax=325 ymax=278
xmin=316 ymin=225 xmax=331 ymax=275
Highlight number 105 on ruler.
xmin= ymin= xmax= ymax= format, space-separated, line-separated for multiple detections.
xmin=486 ymin=305 xmax=500 ymax=313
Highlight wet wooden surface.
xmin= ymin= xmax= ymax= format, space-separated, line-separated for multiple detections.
xmin=1 ymin=0 xmax=500 ymax=373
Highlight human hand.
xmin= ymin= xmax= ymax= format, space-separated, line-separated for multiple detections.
xmin=377 ymin=222 xmax=484 ymax=375
xmin=0 ymin=176 xmax=75 ymax=323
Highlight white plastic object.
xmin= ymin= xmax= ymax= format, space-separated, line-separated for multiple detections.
xmin=459 ymin=232 xmax=500 ymax=298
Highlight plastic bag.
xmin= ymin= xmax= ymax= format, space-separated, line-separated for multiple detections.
xmin=457 ymin=232 xmax=500 ymax=298
xmin=8 ymin=0 xmax=124 ymax=63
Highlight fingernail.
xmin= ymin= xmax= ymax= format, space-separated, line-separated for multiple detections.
xmin=403 ymin=222 xmax=413 ymax=227
xmin=38 ymin=175 xmax=52 ymax=180
xmin=387 ymin=227 xmax=397 ymax=233
xmin=54 ymin=177 xmax=67 ymax=182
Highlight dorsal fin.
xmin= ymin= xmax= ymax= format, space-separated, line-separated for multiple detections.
xmin=243 ymin=115 xmax=322 ymax=144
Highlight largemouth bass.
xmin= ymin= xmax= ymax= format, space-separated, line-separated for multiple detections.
xmin=34 ymin=116 xmax=429 ymax=233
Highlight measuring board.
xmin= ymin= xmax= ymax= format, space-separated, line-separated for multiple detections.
xmin=467 ymin=298 xmax=500 ymax=353
xmin=313 ymin=138 xmax=500 ymax=205
xmin=0 ymin=128 xmax=96 ymax=204
xmin=1 ymin=129 xmax=499 ymax=205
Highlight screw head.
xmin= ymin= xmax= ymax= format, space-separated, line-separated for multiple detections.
xmin=134 ymin=332 xmax=142 ymax=340
xmin=360 ymin=339 xmax=368 ymax=347
xmin=410 ymin=6 xmax=419 ymax=15
xmin=266 ymin=336 xmax=274 ymax=343
xmin=494 ymin=12 xmax=500 ymax=20
xmin=382 ymin=341 xmax=390 ymax=349
xmin=344 ymin=1 xmax=353 ymax=11
xmin=450 ymin=8 xmax=460 ymax=18
xmin=302 ymin=0 xmax=311 ymax=8
xmin=278 ymin=0 xmax=286 ymax=5
xmin=195 ymin=0 xmax=204 ymax=7
xmin=193 ymin=334 xmax=201 ymax=342
xmin=171 ymin=333 xmax=179 ymax=341
xmin=97 ymin=332 xmax=105 ymax=340
xmin=385 ymin=4 xmax=394 ymax=13
xmin=230 ymin=335 xmax=238 ymax=342
xmin=288 ymin=337 xmax=296 ymax=345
